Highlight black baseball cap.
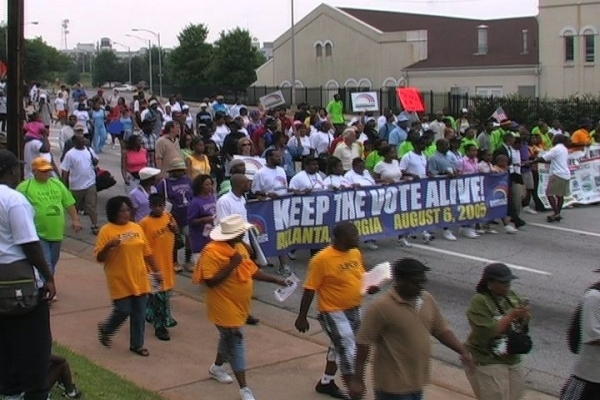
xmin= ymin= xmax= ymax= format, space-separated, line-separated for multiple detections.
xmin=484 ymin=263 xmax=518 ymax=282
xmin=0 ymin=150 xmax=21 ymax=174
xmin=392 ymin=258 xmax=430 ymax=277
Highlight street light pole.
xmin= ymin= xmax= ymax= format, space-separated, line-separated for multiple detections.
xmin=126 ymin=33 xmax=152 ymax=94
xmin=291 ymin=0 xmax=296 ymax=106
xmin=132 ymin=28 xmax=162 ymax=98
xmin=113 ymin=41 xmax=131 ymax=84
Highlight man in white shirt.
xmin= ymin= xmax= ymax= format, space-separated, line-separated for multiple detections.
xmin=211 ymin=113 xmax=231 ymax=148
xmin=535 ymin=134 xmax=571 ymax=222
xmin=310 ymin=122 xmax=334 ymax=156
xmin=289 ymin=157 xmax=326 ymax=194
xmin=61 ymin=134 xmax=99 ymax=233
xmin=216 ymin=174 xmax=250 ymax=223
xmin=333 ymin=129 xmax=363 ymax=171
xmin=24 ymin=134 xmax=52 ymax=180
xmin=345 ymin=158 xmax=376 ymax=187
xmin=429 ymin=112 xmax=446 ymax=141
xmin=399 ymin=137 xmax=428 ymax=179
xmin=54 ymin=92 xmax=67 ymax=122
xmin=252 ymin=149 xmax=288 ymax=198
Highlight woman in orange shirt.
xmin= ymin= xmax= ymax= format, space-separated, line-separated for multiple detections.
xmin=139 ymin=194 xmax=178 ymax=341
xmin=95 ymin=196 xmax=162 ymax=357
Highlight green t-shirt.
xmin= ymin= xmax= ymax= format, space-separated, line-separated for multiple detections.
xmin=531 ymin=126 xmax=552 ymax=149
xmin=398 ymin=141 xmax=415 ymax=157
xmin=459 ymin=138 xmax=479 ymax=155
xmin=490 ymin=128 xmax=506 ymax=152
xmin=445 ymin=115 xmax=457 ymax=130
xmin=424 ymin=143 xmax=437 ymax=157
xmin=365 ymin=151 xmax=384 ymax=172
xmin=17 ymin=177 xmax=75 ymax=241
xmin=326 ymin=100 xmax=345 ymax=124
xmin=466 ymin=291 xmax=523 ymax=366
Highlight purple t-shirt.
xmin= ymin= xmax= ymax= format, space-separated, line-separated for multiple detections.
xmin=157 ymin=176 xmax=193 ymax=227
xmin=187 ymin=194 xmax=217 ymax=253
xmin=129 ymin=185 xmax=157 ymax=222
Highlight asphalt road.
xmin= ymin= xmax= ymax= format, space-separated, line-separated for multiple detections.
xmin=48 ymin=114 xmax=597 ymax=397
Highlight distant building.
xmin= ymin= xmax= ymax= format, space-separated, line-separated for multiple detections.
xmin=261 ymin=42 xmax=273 ymax=60
xmin=99 ymin=37 xmax=112 ymax=51
xmin=538 ymin=0 xmax=600 ymax=97
xmin=254 ymin=4 xmax=539 ymax=97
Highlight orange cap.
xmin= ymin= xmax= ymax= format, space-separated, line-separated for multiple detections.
xmin=31 ymin=157 xmax=53 ymax=172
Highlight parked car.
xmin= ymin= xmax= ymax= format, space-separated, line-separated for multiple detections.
xmin=113 ymin=83 xmax=136 ymax=93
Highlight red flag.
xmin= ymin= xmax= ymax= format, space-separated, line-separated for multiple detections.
xmin=396 ymin=87 xmax=425 ymax=112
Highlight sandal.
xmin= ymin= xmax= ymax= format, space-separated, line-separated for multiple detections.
xmin=91 ymin=226 xmax=100 ymax=235
xmin=129 ymin=347 xmax=150 ymax=357
xmin=173 ymin=263 xmax=183 ymax=273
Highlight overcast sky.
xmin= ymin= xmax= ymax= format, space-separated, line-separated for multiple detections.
xmin=2 ymin=0 xmax=538 ymax=50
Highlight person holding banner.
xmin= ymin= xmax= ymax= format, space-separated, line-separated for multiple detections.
xmin=192 ymin=214 xmax=288 ymax=400
xmin=289 ymin=157 xmax=327 ymax=194
xmin=324 ymin=157 xmax=353 ymax=191
xmin=345 ymin=158 xmax=379 ymax=250
xmin=295 ymin=221 xmax=379 ymax=400
xmin=533 ymin=134 xmax=571 ymax=222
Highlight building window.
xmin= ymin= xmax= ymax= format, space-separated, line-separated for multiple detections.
xmin=476 ymin=25 xmax=488 ymax=55
xmin=585 ymin=34 xmax=595 ymax=62
xmin=521 ymin=29 xmax=528 ymax=55
xmin=564 ymin=35 xmax=575 ymax=62
xmin=475 ymin=86 xmax=503 ymax=97
xmin=315 ymin=43 xmax=323 ymax=58
xmin=325 ymin=42 xmax=332 ymax=56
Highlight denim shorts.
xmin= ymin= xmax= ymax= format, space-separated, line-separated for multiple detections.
xmin=216 ymin=326 xmax=246 ymax=372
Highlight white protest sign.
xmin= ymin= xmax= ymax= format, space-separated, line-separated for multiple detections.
xmin=351 ymin=91 xmax=379 ymax=112
xmin=233 ymin=155 xmax=266 ymax=180
xmin=259 ymin=90 xmax=286 ymax=109
xmin=274 ymin=273 xmax=300 ymax=302
xmin=362 ymin=262 xmax=391 ymax=294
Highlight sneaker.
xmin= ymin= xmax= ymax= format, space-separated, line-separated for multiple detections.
xmin=442 ymin=230 xmax=457 ymax=241
xmin=484 ymin=227 xmax=498 ymax=234
xmin=173 ymin=263 xmax=183 ymax=273
xmin=364 ymin=241 xmax=378 ymax=250
xmin=315 ymin=380 xmax=347 ymax=399
xmin=422 ymin=231 xmax=432 ymax=244
xmin=240 ymin=387 xmax=256 ymax=400
xmin=278 ymin=264 xmax=292 ymax=277
xmin=287 ymin=250 xmax=297 ymax=261
xmin=63 ymin=386 xmax=82 ymax=399
xmin=504 ymin=224 xmax=518 ymax=234
xmin=461 ymin=227 xmax=479 ymax=239
xmin=523 ymin=206 xmax=537 ymax=215
xmin=398 ymin=236 xmax=412 ymax=247
xmin=208 ymin=364 xmax=233 ymax=384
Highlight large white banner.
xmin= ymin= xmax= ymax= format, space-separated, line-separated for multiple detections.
xmin=538 ymin=146 xmax=600 ymax=207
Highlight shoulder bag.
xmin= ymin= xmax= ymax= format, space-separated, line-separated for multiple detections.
xmin=86 ymin=147 xmax=116 ymax=192
xmin=489 ymin=294 xmax=532 ymax=355
xmin=0 ymin=260 xmax=39 ymax=316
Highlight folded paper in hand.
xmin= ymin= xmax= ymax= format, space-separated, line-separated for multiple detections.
xmin=362 ymin=262 xmax=391 ymax=294
xmin=274 ymin=273 xmax=300 ymax=302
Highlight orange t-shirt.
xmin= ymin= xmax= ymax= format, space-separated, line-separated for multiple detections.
xmin=194 ymin=241 xmax=258 ymax=327
xmin=304 ymin=246 xmax=365 ymax=312
xmin=94 ymin=222 xmax=152 ymax=300
xmin=139 ymin=212 xmax=176 ymax=291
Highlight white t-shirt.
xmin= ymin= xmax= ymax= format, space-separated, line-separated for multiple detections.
xmin=59 ymin=125 xmax=74 ymax=151
xmin=211 ymin=124 xmax=231 ymax=148
xmin=73 ymin=110 xmax=89 ymax=133
xmin=61 ymin=147 xmax=97 ymax=190
xmin=252 ymin=166 xmax=288 ymax=196
xmin=23 ymin=139 xmax=50 ymax=179
xmin=289 ymin=170 xmax=327 ymax=192
xmin=0 ymin=184 xmax=39 ymax=264
xmin=573 ymin=288 xmax=600 ymax=383
xmin=375 ymin=159 xmax=403 ymax=182
xmin=310 ymin=131 xmax=333 ymax=155
xmin=323 ymin=174 xmax=352 ymax=190
xmin=333 ymin=142 xmax=362 ymax=171
xmin=344 ymin=169 xmax=376 ymax=187
xmin=399 ymin=152 xmax=427 ymax=178
xmin=216 ymin=191 xmax=247 ymax=223
xmin=171 ymin=102 xmax=182 ymax=113
xmin=54 ymin=97 xmax=66 ymax=112
xmin=542 ymin=143 xmax=570 ymax=180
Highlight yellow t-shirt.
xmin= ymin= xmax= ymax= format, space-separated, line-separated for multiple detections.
xmin=195 ymin=241 xmax=258 ymax=327
xmin=139 ymin=212 xmax=176 ymax=291
xmin=94 ymin=222 xmax=152 ymax=300
xmin=187 ymin=154 xmax=211 ymax=180
xmin=304 ymin=246 xmax=365 ymax=312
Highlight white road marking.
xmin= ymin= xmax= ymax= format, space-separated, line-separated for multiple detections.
xmin=408 ymin=243 xmax=552 ymax=276
xmin=528 ymin=222 xmax=600 ymax=238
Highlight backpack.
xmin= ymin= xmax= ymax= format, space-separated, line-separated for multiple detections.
xmin=567 ymin=283 xmax=600 ymax=354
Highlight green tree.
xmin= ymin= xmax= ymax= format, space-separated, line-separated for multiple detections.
xmin=65 ymin=65 xmax=80 ymax=85
xmin=208 ymin=28 xmax=266 ymax=88
xmin=92 ymin=50 xmax=125 ymax=86
xmin=169 ymin=24 xmax=212 ymax=87
xmin=24 ymin=37 xmax=71 ymax=83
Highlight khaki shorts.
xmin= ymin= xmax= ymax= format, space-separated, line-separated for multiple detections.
xmin=521 ymin=170 xmax=534 ymax=190
xmin=72 ymin=185 xmax=97 ymax=220
xmin=465 ymin=363 xmax=525 ymax=400
xmin=546 ymin=175 xmax=570 ymax=197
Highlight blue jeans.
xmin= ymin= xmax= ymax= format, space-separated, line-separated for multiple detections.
xmin=375 ymin=391 xmax=423 ymax=400
xmin=216 ymin=326 xmax=246 ymax=372
xmin=101 ymin=295 xmax=148 ymax=350
xmin=40 ymin=239 xmax=62 ymax=274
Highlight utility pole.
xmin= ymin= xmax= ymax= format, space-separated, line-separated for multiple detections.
xmin=132 ymin=29 xmax=162 ymax=98
xmin=291 ymin=0 xmax=296 ymax=106
xmin=7 ymin=0 xmax=24 ymax=165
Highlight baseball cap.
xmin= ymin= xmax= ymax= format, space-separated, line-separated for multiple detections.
xmin=74 ymin=122 xmax=85 ymax=131
xmin=392 ymin=258 xmax=430 ymax=276
xmin=484 ymin=263 xmax=518 ymax=282
xmin=31 ymin=157 xmax=53 ymax=172
xmin=0 ymin=150 xmax=21 ymax=174
xmin=138 ymin=167 xmax=161 ymax=181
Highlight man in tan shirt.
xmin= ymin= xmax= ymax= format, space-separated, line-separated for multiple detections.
xmin=350 ymin=258 xmax=474 ymax=400
xmin=333 ymin=129 xmax=363 ymax=171
xmin=155 ymin=121 xmax=181 ymax=173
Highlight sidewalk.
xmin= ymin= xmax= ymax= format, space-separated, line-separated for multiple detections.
xmin=50 ymin=249 xmax=556 ymax=400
